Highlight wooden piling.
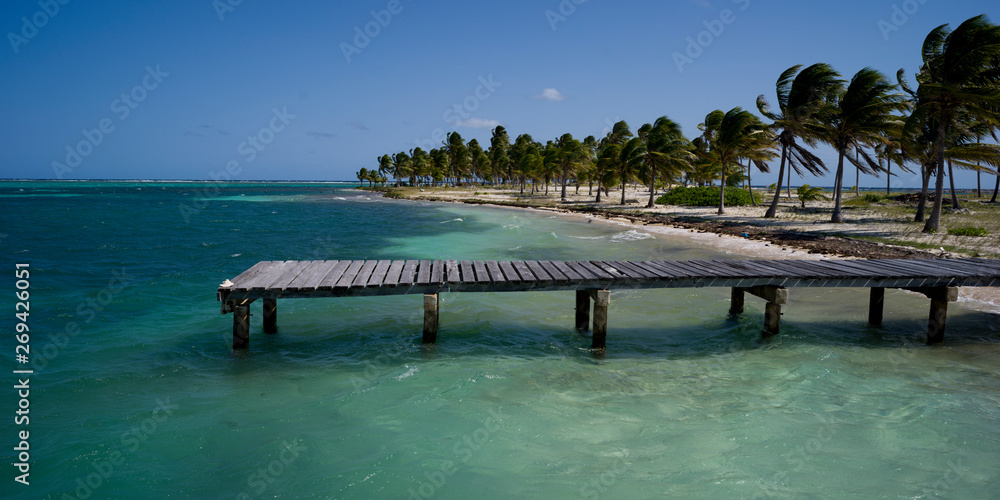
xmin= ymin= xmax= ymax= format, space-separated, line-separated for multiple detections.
xmin=263 ymin=299 xmax=277 ymax=334
xmin=233 ymin=304 xmax=250 ymax=350
xmin=575 ymin=290 xmax=591 ymax=331
xmin=926 ymin=287 xmax=958 ymax=344
xmin=729 ymin=287 xmax=745 ymax=316
xmin=764 ymin=302 xmax=781 ymax=336
xmin=868 ymin=287 xmax=884 ymax=327
xmin=591 ymin=290 xmax=609 ymax=350
xmin=423 ymin=293 xmax=439 ymax=344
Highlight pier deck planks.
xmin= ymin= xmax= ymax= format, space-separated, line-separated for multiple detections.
xmin=219 ymin=258 xmax=1000 ymax=300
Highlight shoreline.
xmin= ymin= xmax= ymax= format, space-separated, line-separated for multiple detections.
xmin=372 ymin=185 xmax=1000 ymax=313
xmin=379 ymin=187 xmax=943 ymax=260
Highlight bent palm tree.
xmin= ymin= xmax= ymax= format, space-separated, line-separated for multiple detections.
xmin=638 ymin=116 xmax=693 ymax=207
xmin=903 ymin=15 xmax=1000 ymax=233
xmin=758 ymin=63 xmax=842 ymax=218
xmin=825 ymin=67 xmax=907 ymax=223
xmin=696 ymin=107 xmax=775 ymax=215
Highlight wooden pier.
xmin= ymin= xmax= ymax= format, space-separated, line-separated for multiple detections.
xmin=217 ymin=258 xmax=1000 ymax=350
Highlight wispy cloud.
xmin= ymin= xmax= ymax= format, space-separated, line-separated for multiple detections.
xmin=184 ymin=131 xmax=203 ymax=137
xmin=537 ymin=88 xmax=566 ymax=102
xmin=455 ymin=118 xmax=501 ymax=129
xmin=307 ymin=131 xmax=337 ymax=139
xmin=347 ymin=121 xmax=369 ymax=130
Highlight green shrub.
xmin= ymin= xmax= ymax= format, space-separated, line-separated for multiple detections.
xmin=861 ymin=193 xmax=885 ymax=203
xmin=656 ymin=186 xmax=760 ymax=207
xmin=947 ymin=227 xmax=988 ymax=237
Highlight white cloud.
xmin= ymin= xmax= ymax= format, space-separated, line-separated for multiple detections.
xmin=455 ymin=118 xmax=501 ymax=128
xmin=538 ymin=88 xmax=566 ymax=101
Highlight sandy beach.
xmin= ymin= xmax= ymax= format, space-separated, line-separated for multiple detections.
xmin=377 ymin=183 xmax=1000 ymax=312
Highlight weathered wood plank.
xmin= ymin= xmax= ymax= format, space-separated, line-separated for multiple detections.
xmin=367 ymin=260 xmax=393 ymax=287
xmin=486 ymin=260 xmax=505 ymax=283
xmin=335 ymin=260 xmax=366 ymax=289
xmin=229 ymin=261 xmax=273 ymax=287
xmin=286 ymin=260 xmax=336 ymax=291
xmin=539 ymin=261 xmax=570 ymax=282
xmin=318 ymin=260 xmax=353 ymax=289
xmin=431 ymin=260 xmax=445 ymax=284
xmin=472 ymin=261 xmax=491 ymax=283
xmin=512 ymin=261 xmax=537 ymax=282
xmin=383 ymin=260 xmax=405 ymax=287
xmin=398 ymin=260 xmax=418 ymax=286
xmin=566 ymin=261 xmax=601 ymax=280
xmin=549 ymin=260 xmax=582 ymax=281
xmin=244 ymin=261 xmax=296 ymax=290
xmin=458 ymin=260 xmax=474 ymax=283
xmin=351 ymin=260 xmax=379 ymax=288
xmin=446 ymin=259 xmax=461 ymax=284
xmin=498 ymin=261 xmax=521 ymax=283
xmin=416 ymin=260 xmax=433 ymax=285
xmin=525 ymin=261 xmax=553 ymax=283
xmin=270 ymin=261 xmax=314 ymax=290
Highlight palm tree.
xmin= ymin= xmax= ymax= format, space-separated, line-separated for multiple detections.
xmin=616 ymin=137 xmax=646 ymax=205
xmin=758 ymin=63 xmax=842 ymax=218
xmin=391 ymin=151 xmax=410 ymax=187
xmin=696 ymin=107 xmax=775 ymax=215
xmin=796 ymin=184 xmax=828 ymax=208
xmin=555 ymin=133 xmax=587 ymax=201
xmin=825 ymin=67 xmax=907 ymax=223
xmin=356 ymin=167 xmax=369 ymax=188
xmin=489 ymin=126 xmax=511 ymax=185
xmin=444 ymin=132 xmax=469 ymax=186
xmin=638 ymin=116 xmax=693 ymax=207
xmin=902 ymin=15 xmax=1000 ymax=233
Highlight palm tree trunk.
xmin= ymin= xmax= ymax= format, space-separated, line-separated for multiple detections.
xmin=647 ymin=170 xmax=657 ymax=208
xmin=885 ymin=158 xmax=890 ymax=196
xmin=718 ymin=166 xmax=726 ymax=215
xmin=915 ymin=162 xmax=931 ymax=222
xmin=560 ymin=167 xmax=567 ymax=201
xmin=620 ymin=180 xmax=627 ymax=205
xmin=923 ymin=125 xmax=948 ymax=233
xmin=831 ymin=150 xmax=846 ymax=223
xmin=596 ymin=179 xmax=602 ymax=202
xmin=747 ymin=160 xmax=756 ymax=206
xmin=992 ymin=165 xmax=1000 ymax=203
xmin=855 ymin=149 xmax=860 ymax=197
xmin=947 ymin=159 xmax=962 ymax=210
xmin=764 ymin=143 xmax=788 ymax=218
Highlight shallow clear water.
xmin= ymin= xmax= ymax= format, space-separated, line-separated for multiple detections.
xmin=2 ymin=181 xmax=998 ymax=499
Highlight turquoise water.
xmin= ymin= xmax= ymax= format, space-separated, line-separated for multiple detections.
xmin=2 ymin=180 xmax=999 ymax=499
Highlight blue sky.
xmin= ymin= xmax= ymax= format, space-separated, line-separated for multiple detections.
xmin=1 ymin=0 xmax=997 ymax=188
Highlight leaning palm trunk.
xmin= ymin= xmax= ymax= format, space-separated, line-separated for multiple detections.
xmin=992 ymin=164 xmax=1000 ymax=203
xmin=764 ymin=143 xmax=788 ymax=217
xmin=647 ymin=172 xmax=657 ymax=208
xmin=915 ymin=162 xmax=931 ymax=222
xmin=717 ymin=168 xmax=727 ymax=215
xmin=947 ymin=159 xmax=962 ymax=210
xmin=831 ymin=151 xmax=846 ymax=223
xmin=923 ymin=126 xmax=949 ymax=233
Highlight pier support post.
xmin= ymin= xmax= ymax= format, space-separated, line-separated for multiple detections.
xmin=576 ymin=290 xmax=591 ymax=331
xmin=591 ymin=290 xmax=610 ymax=350
xmin=423 ymin=293 xmax=439 ymax=344
xmin=729 ymin=287 xmax=745 ymax=316
xmin=868 ymin=288 xmax=884 ymax=327
xmin=902 ymin=286 xmax=958 ymax=344
xmin=263 ymin=299 xmax=277 ymax=334
xmin=233 ymin=304 xmax=250 ymax=350
xmin=926 ymin=287 xmax=958 ymax=344
xmin=764 ymin=302 xmax=781 ymax=335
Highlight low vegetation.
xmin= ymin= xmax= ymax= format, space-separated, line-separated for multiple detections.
xmin=656 ymin=186 xmax=760 ymax=206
